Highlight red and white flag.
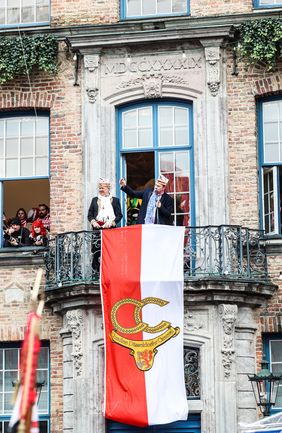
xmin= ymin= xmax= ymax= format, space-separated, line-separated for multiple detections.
xmin=101 ymin=224 xmax=188 ymax=427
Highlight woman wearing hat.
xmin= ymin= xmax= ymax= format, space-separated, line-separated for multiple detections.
xmin=88 ymin=178 xmax=123 ymax=272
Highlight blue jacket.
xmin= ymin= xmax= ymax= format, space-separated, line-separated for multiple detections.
xmin=121 ymin=185 xmax=173 ymax=225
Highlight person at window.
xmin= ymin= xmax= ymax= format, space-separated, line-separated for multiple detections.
xmin=27 ymin=207 xmax=40 ymax=224
xmin=119 ymin=175 xmax=173 ymax=225
xmin=29 ymin=220 xmax=48 ymax=247
xmin=3 ymin=218 xmax=31 ymax=247
xmin=16 ymin=208 xmax=28 ymax=228
xmin=88 ymin=178 xmax=123 ymax=273
xmin=37 ymin=204 xmax=50 ymax=231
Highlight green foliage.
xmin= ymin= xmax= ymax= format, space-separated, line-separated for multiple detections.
xmin=0 ymin=34 xmax=58 ymax=84
xmin=238 ymin=18 xmax=282 ymax=71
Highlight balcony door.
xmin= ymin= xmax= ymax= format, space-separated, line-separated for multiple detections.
xmin=118 ymin=101 xmax=194 ymax=226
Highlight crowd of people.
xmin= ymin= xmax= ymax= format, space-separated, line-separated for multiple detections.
xmin=2 ymin=204 xmax=50 ymax=248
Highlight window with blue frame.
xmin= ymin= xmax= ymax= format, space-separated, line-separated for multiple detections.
xmin=254 ymin=0 xmax=282 ymax=8
xmin=121 ymin=0 xmax=189 ymax=19
xmin=118 ymin=101 xmax=194 ymax=227
xmin=0 ymin=112 xmax=50 ymax=248
xmin=0 ymin=0 xmax=50 ymax=27
xmin=258 ymin=98 xmax=282 ymax=235
xmin=263 ymin=334 xmax=282 ymax=414
xmin=0 ymin=342 xmax=50 ymax=432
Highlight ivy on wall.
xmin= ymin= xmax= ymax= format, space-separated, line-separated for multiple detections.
xmin=0 ymin=34 xmax=58 ymax=84
xmin=238 ymin=18 xmax=282 ymax=71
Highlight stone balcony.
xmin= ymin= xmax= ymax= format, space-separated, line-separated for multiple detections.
xmin=45 ymin=225 xmax=274 ymax=305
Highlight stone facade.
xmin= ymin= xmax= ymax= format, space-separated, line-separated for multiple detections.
xmin=0 ymin=1 xmax=282 ymax=433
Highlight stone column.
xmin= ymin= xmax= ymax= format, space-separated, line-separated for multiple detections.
xmin=235 ymin=307 xmax=258 ymax=427
xmin=82 ymin=52 xmax=101 ymax=227
xmin=200 ymin=40 xmax=229 ymax=225
xmin=215 ymin=304 xmax=238 ymax=433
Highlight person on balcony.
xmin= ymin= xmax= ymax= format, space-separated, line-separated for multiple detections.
xmin=37 ymin=204 xmax=50 ymax=232
xmin=119 ymin=175 xmax=173 ymax=225
xmin=3 ymin=218 xmax=31 ymax=247
xmin=29 ymin=220 xmax=48 ymax=247
xmin=88 ymin=178 xmax=123 ymax=273
xmin=16 ymin=208 xmax=28 ymax=228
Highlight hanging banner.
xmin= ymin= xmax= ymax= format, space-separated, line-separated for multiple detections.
xmin=101 ymin=224 xmax=188 ymax=427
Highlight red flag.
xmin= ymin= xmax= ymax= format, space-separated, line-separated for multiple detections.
xmin=9 ymin=312 xmax=41 ymax=433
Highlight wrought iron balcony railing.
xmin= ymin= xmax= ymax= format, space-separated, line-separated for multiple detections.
xmin=44 ymin=225 xmax=269 ymax=290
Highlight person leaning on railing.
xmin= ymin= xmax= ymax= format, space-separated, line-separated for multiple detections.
xmin=3 ymin=218 xmax=31 ymax=247
xmin=87 ymin=178 xmax=123 ymax=273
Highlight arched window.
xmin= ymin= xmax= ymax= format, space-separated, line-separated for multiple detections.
xmin=117 ymin=101 xmax=195 ymax=227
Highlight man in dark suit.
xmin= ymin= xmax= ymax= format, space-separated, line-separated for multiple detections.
xmin=120 ymin=175 xmax=173 ymax=225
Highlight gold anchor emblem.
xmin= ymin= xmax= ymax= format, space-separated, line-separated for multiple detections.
xmin=110 ymin=297 xmax=180 ymax=371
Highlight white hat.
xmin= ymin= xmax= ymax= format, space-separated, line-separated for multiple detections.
xmin=156 ymin=174 xmax=169 ymax=186
xmin=98 ymin=177 xmax=111 ymax=187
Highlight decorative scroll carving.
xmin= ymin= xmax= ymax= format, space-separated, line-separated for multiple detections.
xmin=219 ymin=304 xmax=238 ymax=378
xmin=116 ymin=73 xmax=189 ymax=98
xmin=204 ymin=47 xmax=221 ymax=97
xmin=65 ymin=310 xmax=84 ymax=376
xmin=84 ymin=54 xmax=100 ymax=104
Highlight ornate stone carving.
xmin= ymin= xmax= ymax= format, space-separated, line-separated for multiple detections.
xmin=86 ymin=88 xmax=98 ymax=103
xmin=204 ymin=47 xmax=221 ymax=97
xmin=184 ymin=312 xmax=204 ymax=332
xmin=65 ymin=310 xmax=84 ymax=376
xmin=84 ymin=54 xmax=100 ymax=103
xmin=116 ymin=73 xmax=189 ymax=97
xmin=219 ymin=304 xmax=238 ymax=378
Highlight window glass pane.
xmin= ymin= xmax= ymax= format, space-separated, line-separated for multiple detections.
xmin=143 ymin=0 xmax=156 ymax=15
xmin=271 ymin=340 xmax=282 ymax=363
xmin=0 ymin=373 xmax=2 ymax=388
xmin=0 ymin=140 xmax=4 ymax=157
xmin=138 ymin=108 xmax=151 ymax=128
xmin=21 ymin=158 xmax=33 ymax=176
xmin=22 ymin=0 xmax=34 ymax=22
xmin=35 ymin=157 xmax=48 ymax=176
xmin=37 ymin=369 xmax=48 ymax=386
xmin=264 ymin=123 xmax=279 ymax=143
xmin=173 ymin=0 xmax=186 ymax=12
xmin=6 ymin=159 xmax=18 ymax=177
xmin=21 ymin=138 xmax=33 ymax=156
xmin=6 ymin=138 xmax=18 ymax=157
xmin=157 ymin=0 xmax=170 ymax=14
xmin=6 ymin=120 xmax=18 ymax=137
xmin=176 ymin=173 xmax=189 ymax=192
xmin=4 ymin=350 xmax=18 ymax=370
xmin=4 ymin=394 xmax=13 ymax=413
xmin=175 ymin=107 xmax=188 ymax=125
xmin=36 ymin=0 xmax=49 ymax=21
xmin=0 ymin=393 xmax=2 ymax=415
xmin=0 ymin=7 xmax=5 ymax=24
xmin=0 ymin=159 xmax=3 ymax=177
xmin=160 ymin=129 xmax=173 ymax=146
xmin=35 ymin=137 xmax=48 ymax=155
xmin=38 ymin=347 xmax=48 ymax=369
xmin=175 ymin=151 xmax=189 ymax=172
xmin=160 ymin=152 xmax=174 ymax=172
xmin=127 ymin=0 xmax=140 ymax=16
xmin=275 ymin=386 xmax=282 ymax=408
xmin=7 ymin=0 xmax=20 ymax=24
xmin=123 ymin=130 xmax=137 ymax=148
xmin=38 ymin=390 xmax=48 ymax=412
xmin=175 ymin=127 xmax=188 ymax=146
xmin=4 ymin=371 xmax=18 ymax=392
xmin=21 ymin=119 xmax=34 ymax=137
xmin=264 ymin=143 xmax=279 ymax=162
xmin=36 ymin=117 xmax=48 ymax=136
xmin=272 ymin=363 xmax=282 ymax=374
xmin=264 ymin=102 xmax=279 ymax=122
xmin=0 ymin=350 xmax=2 ymax=370
xmin=124 ymin=110 xmax=136 ymax=129
xmin=138 ymin=130 xmax=152 ymax=148
xmin=159 ymin=107 xmax=173 ymax=127
xmin=0 ymin=122 xmax=4 ymax=138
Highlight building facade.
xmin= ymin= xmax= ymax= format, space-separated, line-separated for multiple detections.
xmin=0 ymin=1 xmax=281 ymax=432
